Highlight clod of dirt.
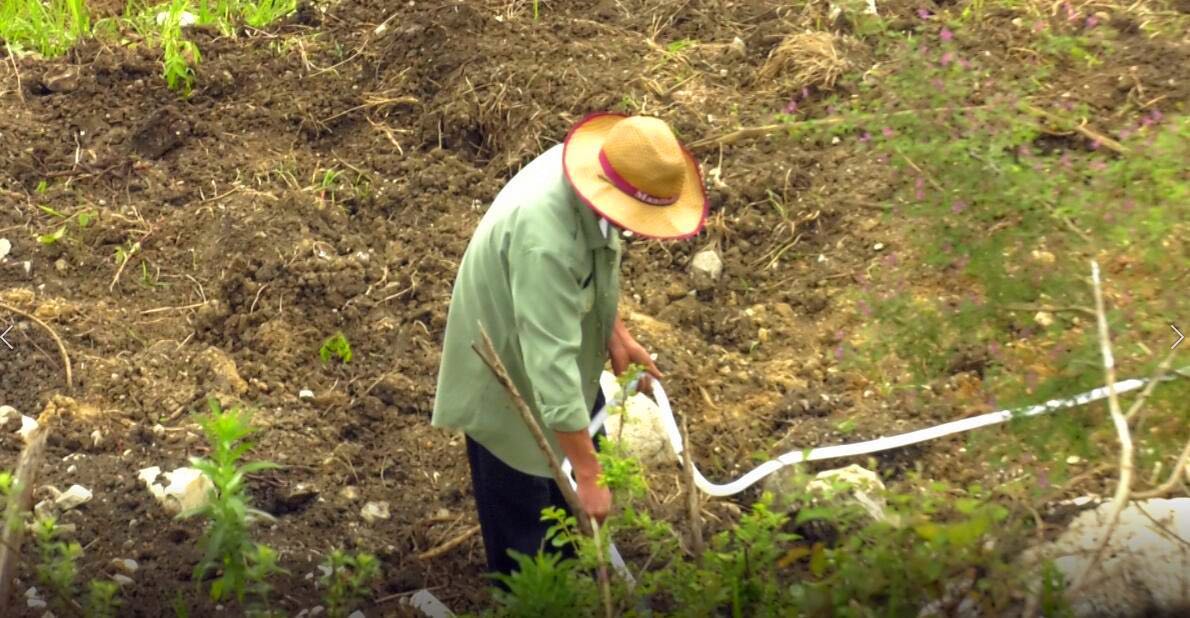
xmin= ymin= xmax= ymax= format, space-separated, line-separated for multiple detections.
xmin=41 ymin=68 xmax=80 ymax=94
xmin=275 ymin=482 xmax=320 ymax=514
xmin=130 ymin=106 xmax=191 ymax=159
xmin=196 ymin=345 xmax=249 ymax=397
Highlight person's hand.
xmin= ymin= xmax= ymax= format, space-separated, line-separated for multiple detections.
xmin=576 ymin=474 xmax=612 ymax=523
xmin=609 ymin=317 xmax=662 ymax=395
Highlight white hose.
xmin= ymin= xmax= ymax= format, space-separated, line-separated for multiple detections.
xmin=561 ymin=369 xmax=1177 ymax=580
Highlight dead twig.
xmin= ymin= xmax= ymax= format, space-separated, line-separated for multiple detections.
xmin=0 ymin=415 xmax=51 ymax=610
xmin=1067 ymin=261 xmax=1132 ymax=596
xmin=472 ymin=325 xmax=613 ymax=618
xmin=1017 ymin=103 xmax=1128 ymax=155
xmin=1124 ymin=348 xmax=1178 ymax=423
xmin=416 ymin=525 xmax=481 ymax=560
xmin=1133 ymin=438 xmax=1190 ymax=500
xmin=682 ymin=416 xmax=705 ymax=558
xmin=0 ymin=303 xmax=73 ymax=391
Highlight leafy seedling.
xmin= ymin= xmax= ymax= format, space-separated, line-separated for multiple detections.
xmin=320 ymin=549 xmax=381 ymax=617
xmin=319 ymin=332 xmax=353 ymax=364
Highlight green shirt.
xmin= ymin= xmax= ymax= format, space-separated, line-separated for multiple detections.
xmin=431 ymin=144 xmax=622 ymax=478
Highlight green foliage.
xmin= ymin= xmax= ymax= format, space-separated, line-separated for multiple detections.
xmin=37 ymin=225 xmax=67 ymax=245
xmin=484 ymin=441 xmax=1064 ymax=617
xmin=0 ymin=0 xmax=91 ymax=57
xmin=240 ymin=0 xmax=295 ymax=29
xmin=86 ymin=580 xmax=123 ymax=618
xmin=34 ymin=516 xmax=82 ymax=612
xmin=319 ymin=331 xmax=353 ymax=364
xmin=160 ymin=0 xmax=200 ymax=94
xmin=181 ymin=399 xmax=283 ymax=607
xmin=320 ymin=549 xmax=382 ymax=618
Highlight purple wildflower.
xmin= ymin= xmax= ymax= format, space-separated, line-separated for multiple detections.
xmin=958 ymin=58 xmax=972 ymax=70
xmin=858 ymin=300 xmax=873 ymax=317
xmin=951 ymin=200 xmax=968 ymax=214
xmin=940 ymin=27 xmax=953 ymax=42
xmin=834 ymin=345 xmax=845 ymax=361
xmin=1089 ymin=138 xmax=1101 ymax=150
xmin=802 ymin=86 xmax=810 ymax=100
xmin=914 ymin=177 xmax=925 ymax=200
xmin=1121 ymin=199 xmax=1135 ymax=212
xmin=882 ymin=126 xmax=895 ymax=139
xmin=1089 ymin=160 xmax=1107 ymax=172
xmin=931 ymin=77 xmax=946 ymax=90
xmin=940 ymin=51 xmax=955 ymax=67
xmin=1149 ymin=109 xmax=1164 ymax=123
xmin=917 ymin=8 xmax=930 ymax=19
xmin=1085 ymin=15 xmax=1099 ymax=29
xmin=1118 ymin=127 xmax=1133 ymax=140
xmin=784 ymin=99 xmax=798 ymax=114
xmin=883 ymin=253 xmax=898 ymax=267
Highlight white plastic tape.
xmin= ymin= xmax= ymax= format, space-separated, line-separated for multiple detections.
xmin=577 ymin=374 xmax=1168 ymax=498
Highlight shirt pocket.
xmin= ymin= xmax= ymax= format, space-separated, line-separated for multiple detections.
xmin=579 ymin=270 xmax=595 ymax=314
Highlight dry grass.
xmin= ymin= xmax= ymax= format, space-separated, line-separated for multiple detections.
xmin=758 ymin=31 xmax=851 ymax=92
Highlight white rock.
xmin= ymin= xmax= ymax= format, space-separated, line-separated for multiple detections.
xmin=690 ymin=249 xmax=723 ymax=290
xmin=807 ymin=464 xmax=894 ymax=525
xmin=1024 ymin=498 xmax=1190 ymax=617
xmin=111 ymin=574 xmax=134 ymax=586
xmin=27 ymin=598 xmax=47 ymax=609
xmin=299 ymin=389 xmax=315 ymax=399
xmin=410 ymin=589 xmax=454 ymax=618
xmin=309 ymin=606 xmax=325 ymax=616
xmin=599 ymin=372 xmax=676 ymax=466
xmin=25 ymin=586 xmax=40 ymax=598
xmin=361 ymin=501 xmax=391 ymax=523
xmin=66 ymin=464 xmax=77 ymax=474
xmin=0 ymin=405 xmax=17 ymax=426
xmin=727 ymin=36 xmax=746 ymax=58
xmin=34 ymin=500 xmax=54 ymax=520
xmin=54 ymin=484 xmax=93 ymax=511
xmin=0 ymin=237 xmax=10 ymax=259
xmin=141 ymin=466 xmax=213 ymax=513
xmin=90 ymin=429 xmax=103 ymax=447
xmin=339 ymin=485 xmax=360 ymax=501
xmin=111 ymin=558 xmax=139 ymax=574
xmin=348 ymin=611 xmax=365 ymax=618
xmin=873 ymin=242 xmax=885 ymax=251
xmin=1035 ymin=311 xmax=1055 ymax=327
xmin=154 ymin=10 xmax=196 ymax=26
xmin=152 ymin=424 xmax=165 ymax=437
xmin=18 ymin=415 xmax=40 ymax=442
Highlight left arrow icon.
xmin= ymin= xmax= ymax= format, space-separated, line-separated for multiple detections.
xmin=1173 ymin=324 xmax=1185 ymax=350
xmin=0 ymin=325 xmax=12 ymax=350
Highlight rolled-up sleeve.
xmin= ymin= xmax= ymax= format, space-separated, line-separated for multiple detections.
xmin=510 ymin=246 xmax=590 ymax=432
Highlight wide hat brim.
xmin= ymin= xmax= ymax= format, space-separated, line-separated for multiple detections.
xmin=563 ymin=113 xmax=707 ymax=240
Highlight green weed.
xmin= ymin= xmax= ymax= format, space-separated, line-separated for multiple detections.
xmin=181 ymin=400 xmax=283 ymax=608
xmin=319 ymin=332 xmax=353 ymax=364
xmin=0 ymin=0 xmax=91 ymax=57
xmin=320 ymin=549 xmax=381 ymax=618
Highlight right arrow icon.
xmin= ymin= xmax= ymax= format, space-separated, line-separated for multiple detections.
xmin=1173 ymin=324 xmax=1185 ymax=350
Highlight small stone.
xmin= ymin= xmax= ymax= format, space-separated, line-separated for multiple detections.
xmin=727 ymin=36 xmax=746 ymax=58
xmin=347 ymin=611 xmax=365 ymax=618
xmin=0 ymin=238 xmax=11 ymax=259
xmin=43 ymin=69 xmax=79 ymax=93
xmin=690 ymin=249 xmax=723 ymax=290
xmin=757 ymin=328 xmax=770 ymax=344
xmin=873 ymin=242 xmax=885 ymax=251
xmin=299 ymin=389 xmax=315 ymax=399
xmin=1035 ymin=311 xmax=1055 ymax=327
xmin=1031 ymin=249 xmax=1056 ymax=265
xmin=152 ymin=424 xmax=165 ymax=437
xmin=27 ymin=598 xmax=47 ymax=609
xmin=773 ymin=303 xmax=796 ymax=321
xmin=0 ymin=405 xmax=17 ymax=425
xmin=1065 ymin=455 xmax=1082 ymax=465
xmin=66 ymin=465 xmax=77 ymax=474
xmin=278 ymin=483 xmax=319 ymax=512
xmin=309 ymin=607 xmax=325 ymax=617
xmin=111 ymin=558 xmax=139 ymax=574
xmin=361 ymin=501 xmax=391 ymax=524
xmin=90 ymin=429 xmax=103 ymax=447
xmin=111 ymin=574 xmax=134 ymax=586
xmin=339 ymin=485 xmax=360 ymax=501
xmin=19 ymin=415 xmax=40 ymax=442
xmin=664 ymin=282 xmax=688 ymax=301
xmin=54 ymin=484 xmax=92 ymax=511
xmin=54 ymin=259 xmax=68 ymax=273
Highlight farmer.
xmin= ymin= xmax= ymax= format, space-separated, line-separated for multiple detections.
xmin=431 ymin=114 xmax=707 ymax=580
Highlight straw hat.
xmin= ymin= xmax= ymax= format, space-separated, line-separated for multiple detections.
xmin=563 ymin=114 xmax=707 ymax=240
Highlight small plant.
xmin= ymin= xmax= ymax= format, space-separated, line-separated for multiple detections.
xmin=37 ymin=226 xmax=68 ymax=245
xmin=181 ymin=400 xmax=283 ymax=607
xmin=240 ymin=0 xmax=296 ymax=29
xmin=161 ymin=0 xmax=201 ymax=94
xmin=0 ymin=0 xmax=91 ymax=57
xmin=320 ymin=549 xmax=381 ymax=618
xmin=34 ymin=516 xmax=82 ymax=612
xmin=85 ymin=579 xmax=123 ymax=618
xmin=319 ymin=332 xmax=353 ymax=364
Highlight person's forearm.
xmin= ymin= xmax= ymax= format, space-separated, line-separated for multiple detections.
xmin=555 ymin=429 xmax=601 ymax=481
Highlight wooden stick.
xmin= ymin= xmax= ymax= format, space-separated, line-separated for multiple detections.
xmin=0 ymin=303 xmax=73 ymax=391
xmin=472 ymin=324 xmax=614 ymax=613
xmin=417 ymin=525 xmax=481 ymax=560
xmin=1124 ymin=348 xmax=1178 ymax=423
xmin=0 ymin=416 xmax=51 ymax=610
xmin=1017 ymin=103 xmax=1128 ymax=155
xmin=682 ymin=417 xmax=704 ymax=558
xmin=1067 ymin=261 xmax=1132 ymax=596
xmin=1133 ymin=438 xmax=1190 ymax=500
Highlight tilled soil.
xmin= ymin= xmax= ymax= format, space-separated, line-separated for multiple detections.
xmin=1 ymin=0 xmax=1186 ymax=615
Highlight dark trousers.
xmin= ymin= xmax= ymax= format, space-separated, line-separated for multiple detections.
xmin=465 ymin=391 xmax=604 ymax=582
